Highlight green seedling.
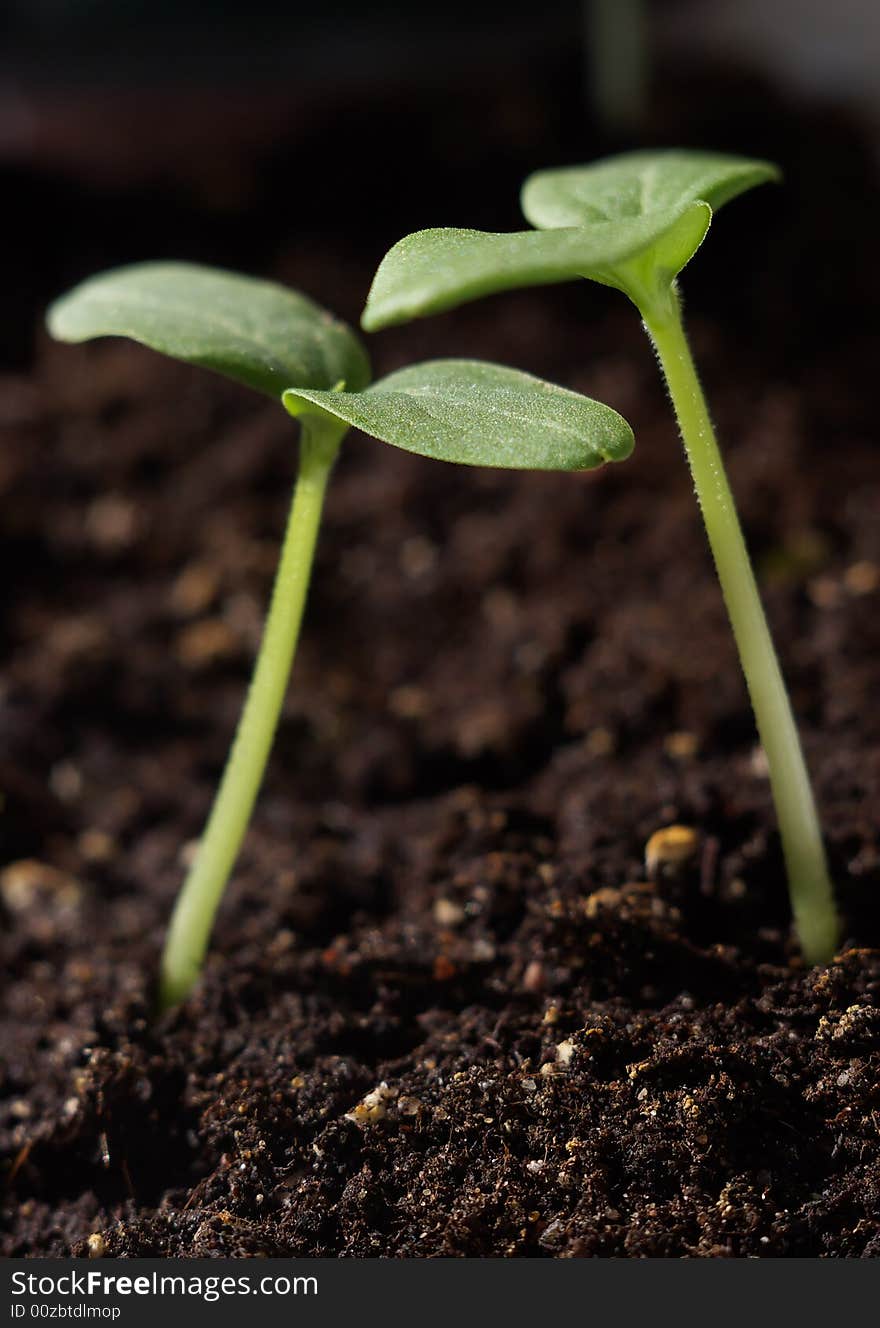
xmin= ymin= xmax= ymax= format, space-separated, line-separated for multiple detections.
xmin=48 ymin=261 xmax=633 ymax=1007
xmin=363 ymin=149 xmax=841 ymax=965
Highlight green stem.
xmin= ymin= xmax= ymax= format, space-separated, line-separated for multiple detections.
xmin=642 ymin=289 xmax=839 ymax=964
xmin=158 ymin=414 xmax=345 ymax=1009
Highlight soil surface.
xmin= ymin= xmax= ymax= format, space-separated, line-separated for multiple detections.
xmin=2 ymin=64 xmax=880 ymax=1257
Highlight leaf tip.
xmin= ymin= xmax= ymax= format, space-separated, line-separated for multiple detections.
xmin=360 ymin=234 xmax=417 ymax=332
xmin=359 ymin=303 xmax=386 ymax=334
xmin=600 ymin=422 xmax=635 ymax=465
xmin=45 ymin=294 xmax=77 ymax=344
xmin=754 ymin=158 xmax=783 ymax=185
xmin=361 ymin=270 xmax=415 ymax=332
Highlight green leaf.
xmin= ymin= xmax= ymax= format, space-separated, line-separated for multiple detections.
xmin=361 ymin=150 xmax=778 ymax=329
xmin=522 ymin=149 xmax=779 ymax=304
xmin=47 ymin=262 xmax=371 ymax=399
xmin=522 ymin=149 xmax=779 ymax=230
xmin=362 ymin=216 xmax=703 ymax=330
xmin=283 ymin=359 xmax=633 ymax=471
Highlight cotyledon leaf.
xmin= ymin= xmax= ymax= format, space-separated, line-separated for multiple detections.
xmin=361 ymin=150 xmax=778 ymax=330
xmin=522 ymin=149 xmax=779 ymax=305
xmin=283 ymin=359 xmax=634 ymax=471
xmin=521 ymin=149 xmax=779 ymax=231
xmin=47 ymin=262 xmax=371 ymax=398
xmin=361 ymin=211 xmax=708 ymax=330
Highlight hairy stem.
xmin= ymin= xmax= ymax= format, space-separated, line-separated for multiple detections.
xmin=642 ymin=290 xmax=839 ymax=964
xmin=158 ymin=415 xmax=345 ymax=1009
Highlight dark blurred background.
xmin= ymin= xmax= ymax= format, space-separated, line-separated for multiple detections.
xmin=1 ymin=0 xmax=879 ymax=369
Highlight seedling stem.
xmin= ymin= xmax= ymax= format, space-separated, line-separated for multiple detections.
xmin=158 ymin=415 xmax=344 ymax=1008
xmin=643 ymin=288 xmax=839 ymax=964
xmin=45 ymin=258 xmax=636 ymax=1006
xmin=362 ymin=151 xmax=845 ymax=963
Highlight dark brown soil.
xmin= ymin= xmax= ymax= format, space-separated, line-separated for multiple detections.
xmin=2 ymin=62 xmax=880 ymax=1258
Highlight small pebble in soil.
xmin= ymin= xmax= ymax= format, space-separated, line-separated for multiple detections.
xmin=433 ymin=897 xmax=464 ymax=928
xmin=77 ymin=829 xmax=117 ymax=863
xmin=390 ymin=685 xmax=430 ymax=719
xmin=645 ymin=824 xmax=699 ymax=878
xmin=0 ymin=861 xmax=83 ymax=943
xmin=843 ymin=560 xmax=879 ymax=596
xmin=169 ymin=561 xmax=220 ymax=617
xmin=399 ymin=536 xmax=438 ymax=579
xmin=48 ymin=761 xmax=84 ymax=802
xmin=585 ymin=726 xmax=616 ymax=756
xmin=663 ymin=730 xmax=700 ymax=760
xmin=345 ymin=1083 xmax=396 ymax=1127
xmin=176 ymin=617 xmax=238 ymax=668
xmin=87 ymin=1234 xmax=107 ymax=1258
xmin=555 ymin=1039 xmax=575 ymax=1067
xmin=522 ymin=960 xmax=545 ymax=993
xmin=807 ymin=575 xmax=842 ymax=609
xmin=85 ymin=494 xmax=139 ymax=552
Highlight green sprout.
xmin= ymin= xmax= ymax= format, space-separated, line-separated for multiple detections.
xmin=47 ymin=261 xmax=633 ymax=1007
xmin=362 ymin=149 xmax=841 ymax=965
